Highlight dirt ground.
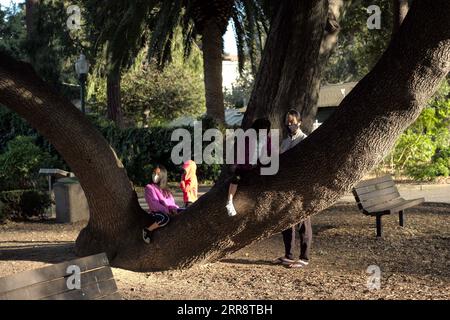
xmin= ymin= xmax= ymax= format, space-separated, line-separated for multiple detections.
xmin=0 ymin=202 xmax=449 ymax=300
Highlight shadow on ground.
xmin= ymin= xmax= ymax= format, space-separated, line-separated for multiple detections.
xmin=0 ymin=241 xmax=76 ymax=264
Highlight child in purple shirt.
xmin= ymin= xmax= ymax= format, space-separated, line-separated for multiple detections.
xmin=142 ymin=165 xmax=180 ymax=244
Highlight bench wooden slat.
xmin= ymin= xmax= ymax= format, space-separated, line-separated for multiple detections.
xmin=360 ymin=193 xmax=402 ymax=209
xmin=356 ymin=187 xmax=399 ymax=201
xmin=364 ymin=196 xmax=405 ymax=210
xmin=0 ymin=266 xmax=114 ymax=300
xmin=0 ymin=253 xmax=109 ymax=295
xmin=96 ymin=291 xmax=123 ymax=300
xmin=365 ymin=198 xmax=410 ymax=214
xmin=354 ymin=180 xmax=395 ymax=195
xmin=43 ymin=278 xmax=118 ymax=300
xmin=367 ymin=198 xmax=425 ymax=214
xmin=354 ymin=175 xmax=393 ymax=188
xmin=390 ymin=198 xmax=425 ymax=213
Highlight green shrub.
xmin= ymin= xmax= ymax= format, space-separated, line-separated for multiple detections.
xmin=406 ymin=147 xmax=450 ymax=181
xmin=0 ymin=106 xmax=35 ymax=153
xmin=0 ymin=114 xmax=222 ymax=186
xmin=0 ymin=190 xmax=52 ymax=220
xmin=378 ymin=80 xmax=450 ymax=181
xmin=97 ymin=121 xmax=223 ymax=185
xmin=88 ymin=50 xmax=205 ymax=127
xmin=0 ymin=135 xmax=64 ymax=191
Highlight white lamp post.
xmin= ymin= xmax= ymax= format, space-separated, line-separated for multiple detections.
xmin=75 ymin=54 xmax=89 ymax=114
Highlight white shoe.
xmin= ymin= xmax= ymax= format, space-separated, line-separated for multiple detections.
xmin=287 ymin=260 xmax=309 ymax=268
xmin=142 ymin=229 xmax=151 ymax=244
xmin=226 ymin=202 xmax=237 ymax=217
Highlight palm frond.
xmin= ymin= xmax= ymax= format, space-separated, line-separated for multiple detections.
xmin=147 ymin=0 xmax=184 ymax=67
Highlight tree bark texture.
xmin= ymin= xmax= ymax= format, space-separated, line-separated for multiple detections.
xmin=242 ymin=0 xmax=345 ymax=133
xmin=106 ymin=68 xmax=124 ymax=128
xmin=202 ymin=19 xmax=226 ymax=125
xmin=25 ymin=0 xmax=39 ymax=40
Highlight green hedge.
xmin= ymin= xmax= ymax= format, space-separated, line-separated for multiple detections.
xmin=0 ymin=106 xmax=222 ymax=187
xmin=0 ymin=135 xmax=65 ymax=191
xmin=0 ymin=190 xmax=52 ymax=220
xmin=406 ymin=146 xmax=450 ymax=181
xmin=93 ymin=116 xmax=223 ymax=185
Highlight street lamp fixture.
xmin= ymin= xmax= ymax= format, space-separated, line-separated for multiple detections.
xmin=75 ymin=54 xmax=89 ymax=114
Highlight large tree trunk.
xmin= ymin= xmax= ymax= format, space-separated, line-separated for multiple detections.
xmin=202 ymin=19 xmax=226 ymax=125
xmin=106 ymin=68 xmax=124 ymax=128
xmin=25 ymin=0 xmax=39 ymax=68
xmin=25 ymin=0 xmax=39 ymax=39
xmin=393 ymin=0 xmax=409 ymax=35
xmin=300 ymin=0 xmax=344 ymax=134
xmin=1 ymin=0 xmax=449 ymax=271
xmin=242 ymin=0 xmax=344 ymax=133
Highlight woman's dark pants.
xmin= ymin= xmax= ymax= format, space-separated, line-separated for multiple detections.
xmin=282 ymin=217 xmax=312 ymax=261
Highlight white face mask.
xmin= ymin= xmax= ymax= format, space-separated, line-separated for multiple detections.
xmin=152 ymin=173 xmax=160 ymax=184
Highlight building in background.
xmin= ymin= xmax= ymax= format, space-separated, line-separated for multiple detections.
xmin=315 ymin=82 xmax=357 ymax=125
xmin=168 ymin=82 xmax=358 ymax=128
xmin=222 ymin=53 xmax=239 ymax=91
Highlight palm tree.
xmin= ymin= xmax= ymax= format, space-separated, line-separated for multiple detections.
xmin=138 ymin=0 xmax=269 ymax=125
xmin=83 ymin=0 xmax=158 ymax=127
xmin=187 ymin=0 xmax=235 ymax=124
xmin=85 ymin=0 xmax=268 ymax=126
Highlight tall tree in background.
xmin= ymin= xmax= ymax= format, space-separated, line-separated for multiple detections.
xmin=189 ymin=0 xmax=234 ymax=124
xmin=1 ymin=0 xmax=448 ymax=271
xmin=299 ymin=0 xmax=343 ymax=133
xmin=242 ymin=0 xmax=344 ymax=133
xmin=4 ymin=1 xmax=91 ymax=96
xmin=89 ymin=0 xmax=269 ymax=126
xmin=0 ymin=4 xmax=27 ymax=59
xmin=106 ymin=59 xmax=124 ymax=128
xmin=393 ymin=0 xmax=409 ymax=34
xmin=323 ymin=0 xmax=394 ymax=84
xmin=25 ymin=0 xmax=39 ymax=40
xmin=88 ymin=0 xmax=266 ymax=127
xmin=149 ymin=0 xmax=268 ymax=125
xmin=84 ymin=1 xmax=158 ymax=128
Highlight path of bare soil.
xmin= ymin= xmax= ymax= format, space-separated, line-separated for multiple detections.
xmin=0 ymin=202 xmax=449 ymax=300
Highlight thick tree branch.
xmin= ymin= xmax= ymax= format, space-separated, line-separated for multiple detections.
xmin=242 ymin=0 xmax=346 ymax=133
xmin=0 ymin=55 xmax=147 ymax=259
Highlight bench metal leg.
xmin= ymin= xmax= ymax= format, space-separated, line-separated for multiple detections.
xmin=376 ymin=215 xmax=382 ymax=237
xmin=399 ymin=210 xmax=405 ymax=227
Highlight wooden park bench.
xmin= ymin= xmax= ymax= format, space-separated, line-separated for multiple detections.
xmin=0 ymin=253 xmax=121 ymax=300
xmin=352 ymin=175 xmax=424 ymax=237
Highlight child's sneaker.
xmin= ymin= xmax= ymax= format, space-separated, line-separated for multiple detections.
xmin=142 ymin=228 xmax=152 ymax=244
xmin=226 ymin=202 xmax=237 ymax=217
